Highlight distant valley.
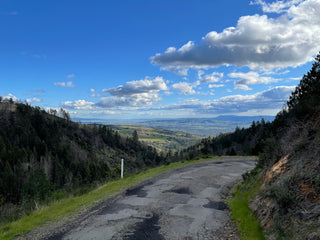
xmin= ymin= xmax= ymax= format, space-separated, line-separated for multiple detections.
xmin=109 ymin=125 xmax=202 ymax=152
xmin=77 ymin=115 xmax=275 ymax=136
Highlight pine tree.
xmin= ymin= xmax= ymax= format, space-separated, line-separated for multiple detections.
xmin=132 ymin=130 xmax=139 ymax=143
xmin=287 ymin=52 xmax=320 ymax=117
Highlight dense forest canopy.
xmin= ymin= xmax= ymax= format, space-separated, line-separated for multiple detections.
xmin=0 ymin=102 xmax=166 ymax=222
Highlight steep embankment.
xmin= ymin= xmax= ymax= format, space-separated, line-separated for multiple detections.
xmin=249 ymin=53 xmax=320 ymax=239
xmin=250 ymin=113 xmax=320 ymax=239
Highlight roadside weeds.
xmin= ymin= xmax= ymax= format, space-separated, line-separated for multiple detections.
xmin=1 ymin=156 xmax=240 ymax=240
xmin=228 ymin=168 xmax=265 ymax=240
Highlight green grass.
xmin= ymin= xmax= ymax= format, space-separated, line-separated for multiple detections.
xmin=111 ymin=125 xmax=202 ymax=152
xmin=0 ymin=156 xmax=234 ymax=240
xmin=229 ymin=170 xmax=265 ymax=240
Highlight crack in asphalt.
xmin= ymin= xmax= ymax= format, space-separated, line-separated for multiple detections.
xmin=21 ymin=157 xmax=256 ymax=240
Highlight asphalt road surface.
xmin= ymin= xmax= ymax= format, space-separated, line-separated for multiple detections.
xmin=27 ymin=157 xmax=256 ymax=240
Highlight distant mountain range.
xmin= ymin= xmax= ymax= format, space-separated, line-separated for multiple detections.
xmin=212 ymin=115 xmax=274 ymax=122
xmin=75 ymin=115 xmax=275 ymax=136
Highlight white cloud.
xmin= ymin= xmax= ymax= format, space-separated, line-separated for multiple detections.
xmin=97 ymin=77 xmax=168 ymax=108
xmin=26 ymin=97 xmax=42 ymax=104
xmin=200 ymin=72 xmax=224 ymax=83
xmin=151 ymin=0 xmax=320 ymax=72
xmin=251 ymin=0 xmax=304 ymax=13
xmin=102 ymin=76 xmax=168 ymax=96
xmin=90 ymin=110 xmax=116 ymax=115
xmin=66 ymin=73 xmax=75 ymax=78
xmin=205 ymin=86 xmax=295 ymax=114
xmin=89 ymin=88 xmax=100 ymax=98
xmin=54 ymin=81 xmax=75 ymax=88
xmin=229 ymin=71 xmax=280 ymax=90
xmin=172 ymin=81 xmax=200 ymax=95
xmin=61 ymin=100 xmax=95 ymax=110
xmin=208 ymin=84 xmax=224 ymax=88
xmin=198 ymin=70 xmax=205 ymax=79
xmin=152 ymin=86 xmax=295 ymax=116
xmin=234 ymin=84 xmax=253 ymax=91
xmin=97 ymin=93 xmax=161 ymax=108
xmin=289 ymin=77 xmax=301 ymax=81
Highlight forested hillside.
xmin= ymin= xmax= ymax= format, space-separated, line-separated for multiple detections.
xmin=0 ymin=102 xmax=165 ymax=223
xmin=179 ymin=118 xmax=272 ymax=160
xmin=250 ymin=53 xmax=320 ymax=239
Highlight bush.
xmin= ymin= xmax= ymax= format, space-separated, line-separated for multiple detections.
xmin=0 ymin=203 xmax=22 ymax=223
xmin=266 ymin=179 xmax=295 ymax=215
xmin=51 ymin=190 xmax=67 ymax=201
xmin=242 ymin=167 xmax=260 ymax=181
xmin=315 ymin=174 xmax=320 ymax=187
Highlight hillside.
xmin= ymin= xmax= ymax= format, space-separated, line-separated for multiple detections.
xmin=0 ymin=102 xmax=166 ymax=224
xmin=180 ymin=52 xmax=320 ymax=239
xmin=110 ymin=125 xmax=202 ymax=152
xmin=249 ymin=53 xmax=320 ymax=239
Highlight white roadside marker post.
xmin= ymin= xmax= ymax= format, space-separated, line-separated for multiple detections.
xmin=121 ymin=158 xmax=124 ymax=179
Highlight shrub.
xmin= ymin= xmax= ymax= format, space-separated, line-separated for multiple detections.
xmin=266 ymin=179 xmax=295 ymax=215
xmin=315 ymin=174 xmax=320 ymax=187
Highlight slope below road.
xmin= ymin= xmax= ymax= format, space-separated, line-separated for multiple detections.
xmin=22 ymin=157 xmax=256 ymax=240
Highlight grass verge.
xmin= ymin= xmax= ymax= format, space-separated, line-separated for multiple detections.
xmin=228 ymin=168 xmax=265 ymax=240
xmin=0 ymin=156 xmax=241 ymax=240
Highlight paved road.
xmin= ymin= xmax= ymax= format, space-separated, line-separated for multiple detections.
xmin=35 ymin=157 xmax=256 ymax=240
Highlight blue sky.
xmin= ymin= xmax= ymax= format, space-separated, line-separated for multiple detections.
xmin=1 ymin=0 xmax=319 ymax=120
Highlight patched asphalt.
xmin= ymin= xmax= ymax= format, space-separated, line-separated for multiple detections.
xmin=43 ymin=157 xmax=256 ymax=240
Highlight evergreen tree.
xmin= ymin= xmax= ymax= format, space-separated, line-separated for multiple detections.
xmin=132 ymin=130 xmax=139 ymax=143
xmin=287 ymin=52 xmax=320 ymax=117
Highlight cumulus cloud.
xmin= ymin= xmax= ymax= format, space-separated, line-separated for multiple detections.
xmin=153 ymin=86 xmax=295 ymax=116
xmin=54 ymin=81 xmax=75 ymax=88
xmin=25 ymin=97 xmax=42 ymax=104
xmin=151 ymin=0 xmax=320 ymax=72
xmin=172 ymin=81 xmax=199 ymax=95
xmin=102 ymin=76 xmax=167 ymax=96
xmin=208 ymin=86 xmax=295 ymax=114
xmin=89 ymin=88 xmax=100 ymax=98
xmin=97 ymin=93 xmax=161 ymax=108
xmin=61 ymin=100 xmax=95 ymax=110
xmin=250 ymin=0 xmax=304 ymax=13
xmin=229 ymin=71 xmax=280 ymax=90
xmin=97 ymin=77 xmax=168 ymax=108
xmin=200 ymin=72 xmax=224 ymax=83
